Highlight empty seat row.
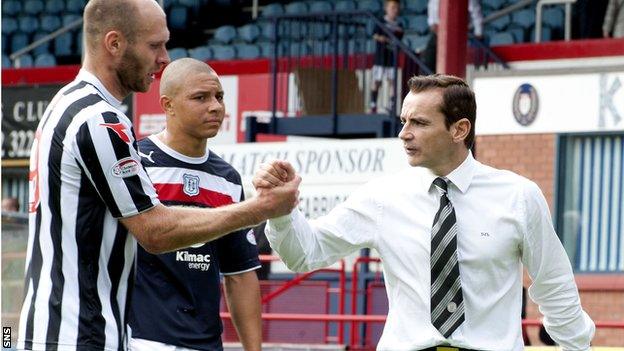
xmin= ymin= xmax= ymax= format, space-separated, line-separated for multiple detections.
xmin=2 ymin=0 xmax=86 ymax=16
xmin=2 ymin=52 xmax=57 ymax=68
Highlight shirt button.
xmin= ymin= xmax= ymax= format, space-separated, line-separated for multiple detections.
xmin=447 ymin=302 xmax=457 ymax=313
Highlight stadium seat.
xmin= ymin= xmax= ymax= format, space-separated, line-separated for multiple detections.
xmin=237 ymin=23 xmax=260 ymax=43
xmin=34 ymin=53 xmax=56 ymax=67
xmin=256 ymin=40 xmax=275 ymax=58
xmin=530 ymin=26 xmax=552 ymax=42
xmin=288 ymin=42 xmax=311 ymax=56
xmin=261 ymin=3 xmax=284 ymax=17
xmin=66 ymin=0 xmax=86 ymax=14
xmin=404 ymin=0 xmax=427 ymax=14
xmin=168 ymin=47 xmax=189 ymax=60
xmin=168 ymin=5 xmax=187 ymax=30
xmin=489 ymin=32 xmax=514 ymax=46
xmin=210 ymin=45 xmax=236 ymax=60
xmin=54 ymin=32 xmax=73 ymax=56
xmin=507 ymin=27 xmax=525 ymax=43
xmin=235 ymin=43 xmax=261 ymax=59
xmin=2 ymin=0 xmax=22 ymax=16
xmin=75 ymin=30 xmax=83 ymax=55
xmin=335 ymin=0 xmax=356 ymax=11
xmin=310 ymin=22 xmax=331 ymax=40
xmin=512 ymin=9 xmax=535 ymax=30
xmin=32 ymin=32 xmax=51 ymax=56
xmin=188 ymin=46 xmax=212 ymax=61
xmin=10 ymin=32 xmax=29 ymax=53
xmin=62 ymin=14 xmax=82 ymax=27
xmin=258 ymin=21 xmax=276 ymax=40
xmin=285 ymin=1 xmax=308 ymax=14
xmin=19 ymin=16 xmax=40 ymax=34
xmin=408 ymin=15 xmax=429 ymax=34
xmin=1 ymin=34 xmax=7 ymax=54
xmin=2 ymin=17 xmax=18 ymax=35
xmin=15 ymin=54 xmax=33 ymax=68
xmin=2 ymin=54 xmax=11 ymax=68
xmin=309 ymin=1 xmax=332 ymax=13
xmin=358 ymin=0 xmax=382 ymax=13
xmin=23 ymin=0 xmax=45 ymax=15
xmin=405 ymin=33 xmax=429 ymax=52
xmin=41 ymin=15 xmax=62 ymax=32
xmin=543 ymin=7 xmax=564 ymax=30
xmin=482 ymin=0 xmax=505 ymax=11
xmin=488 ymin=14 xmax=511 ymax=31
xmin=46 ymin=0 xmax=65 ymax=14
xmin=214 ymin=25 xmax=237 ymax=44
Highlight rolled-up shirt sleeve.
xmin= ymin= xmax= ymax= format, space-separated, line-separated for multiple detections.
xmin=520 ymin=181 xmax=595 ymax=350
xmin=266 ymin=185 xmax=381 ymax=272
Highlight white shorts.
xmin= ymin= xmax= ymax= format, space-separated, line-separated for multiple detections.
xmin=372 ymin=65 xmax=396 ymax=82
xmin=129 ymin=338 xmax=201 ymax=351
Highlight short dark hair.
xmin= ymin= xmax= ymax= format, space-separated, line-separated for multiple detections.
xmin=407 ymin=74 xmax=476 ymax=149
xmin=83 ymin=0 xmax=140 ymax=52
xmin=385 ymin=0 xmax=400 ymax=5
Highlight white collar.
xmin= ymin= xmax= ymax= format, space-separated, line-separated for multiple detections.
xmin=148 ymin=134 xmax=209 ymax=164
xmin=76 ymin=68 xmax=123 ymax=108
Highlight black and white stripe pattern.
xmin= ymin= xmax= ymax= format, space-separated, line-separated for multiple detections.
xmin=430 ymin=177 xmax=465 ymax=338
xmin=17 ymin=75 xmax=159 ymax=351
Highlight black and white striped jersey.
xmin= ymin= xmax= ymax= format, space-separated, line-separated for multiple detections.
xmin=17 ymin=69 xmax=160 ymax=351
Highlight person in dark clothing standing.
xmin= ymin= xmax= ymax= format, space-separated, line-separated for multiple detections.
xmin=370 ymin=0 xmax=404 ymax=114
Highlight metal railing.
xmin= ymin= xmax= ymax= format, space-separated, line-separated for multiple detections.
xmin=535 ymin=0 xmax=577 ymax=42
xmin=9 ymin=18 xmax=83 ymax=68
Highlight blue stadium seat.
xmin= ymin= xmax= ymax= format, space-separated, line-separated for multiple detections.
xmin=168 ymin=6 xmax=187 ymax=30
xmin=261 ymin=3 xmax=284 ymax=17
xmin=358 ymin=0 xmax=382 ymax=13
xmin=19 ymin=16 xmax=40 ymax=34
xmin=488 ymin=14 xmax=510 ymax=31
xmin=32 ymin=32 xmax=51 ymax=56
xmin=15 ymin=54 xmax=33 ymax=68
xmin=405 ymin=33 xmax=429 ymax=52
xmin=512 ymin=9 xmax=535 ymax=30
xmin=54 ymin=32 xmax=73 ymax=56
xmin=508 ymin=27 xmax=525 ymax=43
xmin=188 ymin=46 xmax=211 ymax=61
xmin=530 ymin=26 xmax=552 ymax=42
xmin=543 ymin=7 xmax=564 ymax=29
xmin=46 ymin=0 xmax=65 ymax=14
xmin=1 ymin=34 xmax=7 ymax=54
xmin=2 ymin=17 xmax=19 ymax=35
xmin=482 ymin=0 xmax=505 ymax=11
xmin=41 ymin=15 xmax=62 ymax=32
xmin=210 ymin=45 xmax=236 ymax=60
xmin=258 ymin=21 xmax=276 ymax=40
xmin=23 ymin=0 xmax=45 ymax=15
xmin=235 ymin=43 xmax=260 ymax=59
xmin=66 ymin=0 xmax=86 ymax=13
xmin=34 ymin=53 xmax=56 ymax=67
xmin=214 ymin=25 xmax=237 ymax=44
xmin=309 ymin=1 xmax=332 ymax=13
xmin=285 ymin=1 xmax=308 ymax=14
xmin=10 ymin=32 xmax=29 ymax=53
xmin=2 ymin=0 xmax=22 ymax=16
xmin=283 ymin=21 xmax=307 ymax=39
xmin=2 ymin=54 xmax=11 ymax=68
xmin=404 ymin=0 xmax=427 ymax=14
xmin=256 ymin=40 xmax=275 ymax=58
xmin=75 ymin=30 xmax=83 ymax=55
xmin=62 ymin=14 xmax=82 ymax=27
xmin=489 ymin=32 xmax=514 ymax=46
xmin=408 ymin=15 xmax=429 ymax=34
xmin=335 ymin=0 xmax=356 ymax=11
xmin=288 ymin=42 xmax=311 ymax=56
xmin=310 ymin=22 xmax=331 ymax=40
xmin=237 ymin=23 xmax=260 ymax=43
xmin=167 ymin=47 xmax=188 ymax=60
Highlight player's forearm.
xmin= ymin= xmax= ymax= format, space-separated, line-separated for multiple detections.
xmin=224 ymin=272 xmax=262 ymax=351
xmin=127 ymin=200 xmax=265 ymax=254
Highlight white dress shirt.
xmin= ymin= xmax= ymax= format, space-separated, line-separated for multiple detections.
xmin=427 ymin=0 xmax=484 ymax=37
xmin=267 ymin=153 xmax=594 ymax=351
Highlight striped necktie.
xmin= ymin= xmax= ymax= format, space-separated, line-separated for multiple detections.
xmin=430 ymin=177 xmax=465 ymax=337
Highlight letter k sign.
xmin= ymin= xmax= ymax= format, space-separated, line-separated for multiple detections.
xmin=599 ymin=74 xmax=622 ymax=128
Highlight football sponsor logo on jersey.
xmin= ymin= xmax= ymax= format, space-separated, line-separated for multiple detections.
xmin=111 ymin=157 xmax=140 ymax=178
xmin=183 ymin=174 xmax=200 ymax=196
xmin=176 ymin=250 xmax=211 ymax=271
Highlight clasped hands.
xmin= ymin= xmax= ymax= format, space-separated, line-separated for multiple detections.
xmin=253 ymin=160 xmax=302 ymax=219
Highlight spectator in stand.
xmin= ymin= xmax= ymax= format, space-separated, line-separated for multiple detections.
xmin=423 ymin=0 xmax=483 ymax=73
xmin=370 ymin=0 xmax=404 ymax=114
xmin=2 ymin=197 xmax=20 ymax=212
xmin=603 ymin=0 xmax=624 ymax=38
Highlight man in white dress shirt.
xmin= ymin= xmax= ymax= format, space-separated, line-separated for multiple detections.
xmin=252 ymin=74 xmax=595 ymax=350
